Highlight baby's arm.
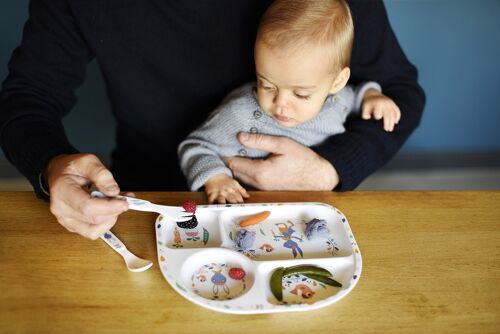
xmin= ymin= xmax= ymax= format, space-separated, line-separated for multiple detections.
xmin=178 ymin=98 xmax=250 ymax=204
xmin=179 ymin=138 xmax=249 ymax=204
xmin=361 ymin=89 xmax=401 ymax=132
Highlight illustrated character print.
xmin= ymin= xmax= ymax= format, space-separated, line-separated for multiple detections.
xmin=234 ymin=229 xmax=258 ymax=259
xmin=272 ymin=221 xmax=304 ymax=258
xmin=185 ymin=229 xmax=200 ymax=241
xmin=259 ymin=243 xmax=274 ymax=252
xmin=290 ymin=283 xmax=316 ymax=299
xmin=172 ymin=227 xmax=183 ymax=248
xmin=210 ymin=267 xmax=230 ymax=297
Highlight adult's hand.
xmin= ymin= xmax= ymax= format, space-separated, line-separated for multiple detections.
xmin=45 ymin=153 xmax=129 ymax=240
xmin=223 ymin=133 xmax=340 ymax=191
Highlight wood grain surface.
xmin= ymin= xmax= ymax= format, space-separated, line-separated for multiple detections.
xmin=0 ymin=191 xmax=499 ymax=333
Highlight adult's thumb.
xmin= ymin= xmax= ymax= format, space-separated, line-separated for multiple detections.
xmin=237 ymin=132 xmax=287 ymax=154
xmin=82 ymin=155 xmax=120 ymax=197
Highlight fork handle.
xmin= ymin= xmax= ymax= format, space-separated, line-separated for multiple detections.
xmin=90 ymin=191 xmax=158 ymax=213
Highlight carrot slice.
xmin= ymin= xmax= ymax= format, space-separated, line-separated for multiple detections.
xmin=239 ymin=211 xmax=271 ymax=227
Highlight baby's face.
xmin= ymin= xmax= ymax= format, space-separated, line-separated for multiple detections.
xmin=254 ymin=40 xmax=339 ymax=127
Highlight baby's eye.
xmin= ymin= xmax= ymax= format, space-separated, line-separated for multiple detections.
xmin=294 ymin=92 xmax=311 ymax=100
xmin=258 ymin=80 xmax=275 ymax=91
xmin=261 ymin=85 xmax=274 ymax=91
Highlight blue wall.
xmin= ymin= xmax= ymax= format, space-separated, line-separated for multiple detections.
xmin=385 ymin=0 xmax=500 ymax=152
xmin=1 ymin=0 xmax=499 ymax=159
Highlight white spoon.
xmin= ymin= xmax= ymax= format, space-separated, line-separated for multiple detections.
xmin=101 ymin=230 xmax=153 ymax=272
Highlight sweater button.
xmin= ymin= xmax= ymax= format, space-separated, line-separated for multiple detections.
xmin=250 ymin=127 xmax=258 ymax=134
xmin=253 ymin=110 xmax=262 ymax=118
xmin=238 ymin=149 xmax=247 ymax=156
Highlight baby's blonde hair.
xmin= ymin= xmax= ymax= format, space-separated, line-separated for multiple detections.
xmin=257 ymin=0 xmax=354 ymax=74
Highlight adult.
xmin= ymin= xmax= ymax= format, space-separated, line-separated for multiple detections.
xmin=0 ymin=0 xmax=425 ymax=239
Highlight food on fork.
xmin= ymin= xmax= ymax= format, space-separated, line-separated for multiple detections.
xmin=177 ymin=200 xmax=198 ymax=229
xmin=182 ymin=200 xmax=197 ymax=213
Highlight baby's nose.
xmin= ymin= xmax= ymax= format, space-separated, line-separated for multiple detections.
xmin=273 ymin=92 xmax=289 ymax=108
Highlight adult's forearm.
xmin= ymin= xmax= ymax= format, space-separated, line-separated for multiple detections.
xmin=312 ymin=83 xmax=425 ymax=191
xmin=0 ymin=114 xmax=78 ymax=199
xmin=310 ymin=0 xmax=427 ymax=191
xmin=0 ymin=0 xmax=94 ymax=198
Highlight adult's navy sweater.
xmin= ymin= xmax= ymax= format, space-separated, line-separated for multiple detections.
xmin=0 ymin=0 xmax=425 ymax=198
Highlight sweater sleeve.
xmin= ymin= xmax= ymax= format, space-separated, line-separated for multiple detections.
xmin=178 ymin=108 xmax=235 ymax=192
xmin=0 ymin=0 xmax=93 ymax=199
xmin=311 ymin=0 xmax=425 ymax=191
xmin=353 ymin=81 xmax=382 ymax=112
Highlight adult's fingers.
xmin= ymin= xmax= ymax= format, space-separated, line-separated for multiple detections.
xmin=62 ymin=185 xmax=128 ymax=222
xmin=80 ymin=155 xmax=121 ymax=197
xmin=223 ymin=156 xmax=261 ymax=187
xmin=237 ymin=132 xmax=291 ymax=154
xmin=45 ymin=153 xmax=128 ymax=239
xmin=62 ymin=216 xmax=119 ymax=240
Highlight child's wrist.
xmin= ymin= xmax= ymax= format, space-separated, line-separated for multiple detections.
xmin=363 ymin=88 xmax=381 ymax=100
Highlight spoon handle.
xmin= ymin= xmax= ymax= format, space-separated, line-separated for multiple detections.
xmin=100 ymin=230 xmax=126 ymax=252
xmin=100 ymin=230 xmax=153 ymax=272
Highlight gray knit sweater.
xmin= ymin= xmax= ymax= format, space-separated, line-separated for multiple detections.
xmin=178 ymin=81 xmax=380 ymax=191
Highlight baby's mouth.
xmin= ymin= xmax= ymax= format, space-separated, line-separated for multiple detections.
xmin=273 ymin=114 xmax=291 ymax=123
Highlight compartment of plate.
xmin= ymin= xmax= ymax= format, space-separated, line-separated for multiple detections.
xmin=157 ymin=208 xmax=222 ymax=249
xmin=179 ymin=248 xmax=257 ymax=301
xmin=219 ymin=203 xmax=352 ymax=261
xmin=257 ymin=257 xmax=355 ymax=306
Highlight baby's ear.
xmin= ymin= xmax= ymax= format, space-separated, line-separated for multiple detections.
xmin=329 ymin=67 xmax=350 ymax=94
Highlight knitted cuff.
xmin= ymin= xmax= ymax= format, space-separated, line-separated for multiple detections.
xmin=354 ymin=81 xmax=382 ymax=112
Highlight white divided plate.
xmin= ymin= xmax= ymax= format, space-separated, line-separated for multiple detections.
xmin=155 ymin=202 xmax=362 ymax=314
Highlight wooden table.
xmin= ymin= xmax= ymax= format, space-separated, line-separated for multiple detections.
xmin=0 ymin=191 xmax=499 ymax=333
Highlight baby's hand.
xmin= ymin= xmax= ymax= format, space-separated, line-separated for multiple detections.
xmin=204 ymin=173 xmax=250 ymax=204
xmin=361 ymin=88 xmax=401 ymax=132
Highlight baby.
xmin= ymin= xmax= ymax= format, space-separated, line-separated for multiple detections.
xmin=178 ymin=0 xmax=400 ymax=203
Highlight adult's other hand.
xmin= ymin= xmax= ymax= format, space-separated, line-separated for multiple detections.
xmin=45 ymin=153 xmax=129 ymax=240
xmin=223 ymin=133 xmax=339 ymax=191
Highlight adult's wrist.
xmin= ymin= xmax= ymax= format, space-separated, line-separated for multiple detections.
xmin=38 ymin=172 xmax=50 ymax=197
xmin=39 ymin=154 xmax=68 ymax=197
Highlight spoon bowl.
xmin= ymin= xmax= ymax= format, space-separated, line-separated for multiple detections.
xmin=101 ymin=231 xmax=153 ymax=272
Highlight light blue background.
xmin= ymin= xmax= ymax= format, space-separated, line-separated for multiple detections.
xmin=386 ymin=0 xmax=500 ymax=151
xmin=1 ymin=0 xmax=499 ymax=158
